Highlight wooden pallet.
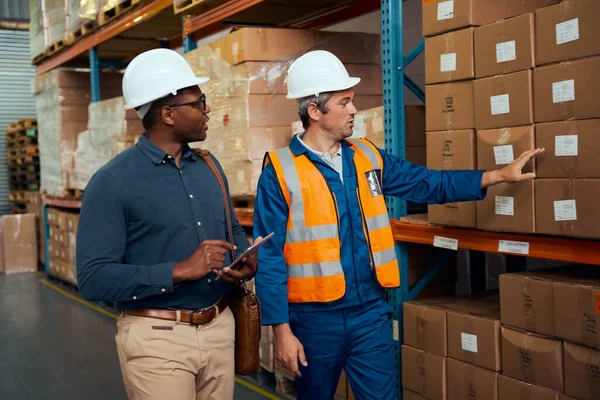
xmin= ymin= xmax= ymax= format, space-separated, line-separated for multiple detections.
xmin=9 ymin=172 xmax=40 ymax=183
xmin=8 ymin=191 xmax=32 ymax=202
xmin=67 ymin=20 xmax=96 ymax=44
xmin=10 ymin=202 xmax=28 ymax=214
xmin=32 ymin=53 xmax=45 ymax=65
xmin=46 ymin=188 xmax=84 ymax=201
xmin=173 ymin=0 xmax=226 ymax=15
xmin=10 ymin=182 xmax=39 ymax=191
xmin=44 ymin=40 xmax=65 ymax=58
xmin=98 ymin=0 xmax=142 ymax=26
xmin=274 ymin=369 xmax=296 ymax=400
xmin=231 ymin=195 xmax=255 ymax=210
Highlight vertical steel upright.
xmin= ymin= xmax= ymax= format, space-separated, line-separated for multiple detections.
xmin=381 ymin=1 xmax=425 ymax=398
xmin=90 ymin=47 xmax=101 ymax=103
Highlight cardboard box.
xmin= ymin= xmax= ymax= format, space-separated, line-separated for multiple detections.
xmin=352 ymin=105 xmax=426 ymax=148
xmin=474 ymin=13 xmax=535 ymax=78
xmin=214 ymin=28 xmax=315 ymax=65
xmin=447 ymin=298 xmax=502 ymax=371
xmin=533 ymin=56 xmax=600 ymax=123
xmin=535 ymin=119 xmax=600 ymax=178
xmin=501 ymin=327 xmax=564 ymax=392
xmin=535 ymin=179 xmax=600 ymax=239
xmin=422 ymin=0 xmax=505 ymax=37
xmin=401 ymin=345 xmax=447 ymax=400
xmin=500 ymin=271 xmax=557 ymax=336
xmin=426 ymin=129 xmax=477 ymax=228
xmin=313 ymin=31 xmax=381 ymax=65
xmin=554 ymin=272 xmax=600 ymax=349
xmin=564 ymin=342 xmax=600 ymax=400
xmin=503 ymin=0 xmax=561 ymax=19
xmin=498 ymin=375 xmax=565 ymax=400
xmin=447 ymin=358 xmax=499 ymax=399
xmin=403 ymin=389 xmax=428 ymax=400
xmin=476 ymin=181 xmax=535 ymax=233
xmin=425 ymin=28 xmax=474 ymax=84
xmin=336 ymin=370 xmax=348 ymax=399
xmin=535 ymin=0 xmax=600 ymax=66
xmin=403 ymin=301 xmax=448 ymax=356
xmin=476 ymin=126 xmax=534 ymax=173
xmin=474 ymin=70 xmax=533 ymax=130
xmin=0 ymin=214 xmax=38 ymax=274
xmin=426 ymin=81 xmax=474 ymax=131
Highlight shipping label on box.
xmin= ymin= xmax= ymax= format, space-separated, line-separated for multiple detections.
xmin=477 ymin=181 xmax=535 ymax=234
xmin=477 ymin=126 xmax=534 ymax=172
xmin=401 ymin=345 xmax=447 ymax=400
xmin=501 ymin=327 xmax=564 ymax=392
xmin=425 ymin=28 xmax=474 ymax=84
xmin=474 ymin=70 xmax=533 ymax=129
xmin=535 ymin=0 xmax=600 ymax=66
xmin=422 ymin=0 xmax=505 ymax=37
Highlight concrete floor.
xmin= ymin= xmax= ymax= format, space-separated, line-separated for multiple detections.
xmin=0 ymin=272 xmax=279 ymax=400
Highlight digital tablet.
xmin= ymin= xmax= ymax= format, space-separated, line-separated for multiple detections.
xmin=227 ymin=232 xmax=275 ymax=270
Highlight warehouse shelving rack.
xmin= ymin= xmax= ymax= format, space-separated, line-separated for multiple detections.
xmin=37 ymin=1 xmax=600 ymax=399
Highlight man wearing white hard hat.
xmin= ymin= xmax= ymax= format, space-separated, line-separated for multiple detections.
xmin=77 ymin=48 xmax=258 ymax=399
xmin=253 ymin=50 xmax=544 ymax=399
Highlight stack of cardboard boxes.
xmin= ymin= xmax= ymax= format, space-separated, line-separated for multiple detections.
xmin=0 ymin=214 xmax=38 ymax=275
xmin=402 ymin=296 xmax=502 ymax=399
xmin=499 ymin=267 xmax=599 ymax=400
xmin=423 ymin=0 xmax=599 ymax=239
xmin=184 ymin=28 xmax=383 ymax=198
xmin=47 ymin=208 xmax=79 ymax=285
xmin=33 ymin=69 xmax=121 ymax=197
xmin=27 ymin=192 xmax=45 ymax=265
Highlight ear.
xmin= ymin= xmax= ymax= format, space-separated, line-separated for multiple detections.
xmin=160 ymin=106 xmax=175 ymax=126
xmin=307 ymin=102 xmax=320 ymax=123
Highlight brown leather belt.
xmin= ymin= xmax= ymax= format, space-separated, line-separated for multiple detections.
xmin=125 ymin=297 xmax=228 ymax=326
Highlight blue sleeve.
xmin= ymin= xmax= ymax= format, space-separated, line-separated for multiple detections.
xmin=253 ymin=164 xmax=290 ymax=326
xmin=76 ymin=170 xmax=175 ymax=302
xmin=212 ymin=155 xmax=250 ymax=254
xmin=379 ymin=148 xmax=487 ymax=204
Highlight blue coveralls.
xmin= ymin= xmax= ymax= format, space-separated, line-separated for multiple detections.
xmin=253 ymin=135 xmax=486 ymax=399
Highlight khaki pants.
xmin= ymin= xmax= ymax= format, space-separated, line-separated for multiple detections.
xmin=115 ymin=307 xmax=235 ymax=400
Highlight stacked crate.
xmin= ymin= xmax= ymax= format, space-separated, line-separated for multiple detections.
xmin=184 ymin=28 xmax=383 ymax=199
xmin=499 ymin=267 xmax=599 ymax=400
xmin=6 ymin=118 xmax=40 ymax=214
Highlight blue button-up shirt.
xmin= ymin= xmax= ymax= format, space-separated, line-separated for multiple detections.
xmin=253 ymin=135 xmax=487 ymax=325
xmin=76 ymin=134 xmax=250 ymax=311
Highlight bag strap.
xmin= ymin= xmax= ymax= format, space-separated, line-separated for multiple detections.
xmin=195 ymin=149 xmax=237 ymax=260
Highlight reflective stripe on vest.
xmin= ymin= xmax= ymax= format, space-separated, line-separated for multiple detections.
xmin=268 ymin=138 xmax=400 ymax=303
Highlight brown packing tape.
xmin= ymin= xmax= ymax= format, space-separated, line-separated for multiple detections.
xmin=520 ymin=333 xmax=535 ymax=385
xmin=444 ymin=32 xmax=454 ymax=81
xmin=442 ymin=131 xmax=452 ymax=169
xmin=497 ymin=128 xmax=512 ymax=145
xmin=464 ymin=363 xmax=476 ymax=400
xmin=418 ymin=352 xmax=426 ymax=395
xmin=417 ymin=308 xmax=427 ymax=350
xmin=558 ymin=61 xmax=575 ymax=119
xmin=579 ymin=286 xmax=599 ymax=348
xmin=522 ymin=279 xmax=536 ymax=332
xmin=443 ymin=84 xmax=453 ymax=129
xmin=558 ymin=180 xmax=576 ymax=236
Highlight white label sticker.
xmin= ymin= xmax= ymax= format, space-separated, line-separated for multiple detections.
xmin=437 ymin=0 xmax=454 ymax=21
xmin=554 ymin=200 xmax=577 ymax=221
xmin=393 ymin=320 xmax=399 ymax=341
xmin=556 ymin=18 xmax=579 ymax=45
xmin=493 ymin=145 xmax=515 ymax=165
xmin=496 ymin=40 xmax=516 ymax=63
xmin=495 ymin=196 xmax=514 ymax=216
xmin=433 ymin=236 xmax=459 ymax=250
xmin=461 ymin=333 xmax=478 ymax=353
xmin=440 ymin=53 xmax=457 ymax=72
xmin=498 ymin=240 xmax=530 ymax=255
xmin=555 ymin=135 xmax=578 ymax=157
xmin=491 ymin=94 xmax=510 ymax=115
xmin=553 ymin=80 xmax=575 ymax=103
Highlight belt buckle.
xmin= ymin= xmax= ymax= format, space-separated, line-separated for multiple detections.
xmin=189 ymin=304 xmax=219 ymax=325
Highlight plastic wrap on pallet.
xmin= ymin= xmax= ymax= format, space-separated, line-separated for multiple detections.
xmin=44 ymin=0 xmax=67 ymax=48
xmin=66 ymin=0 xmax=97 ymax=42
xmin=183 ymin=31 xmax=382 ymax=197
xmin=28 ymin=0 xmax=47 ymax=59
xmin=33 ymin=70 xmax=123 ymax=196
xmin=71 ymin=97 xmax=142 ymax=190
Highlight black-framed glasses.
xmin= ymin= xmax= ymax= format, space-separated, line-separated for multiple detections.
xmin=169 ymin=94 xmax=207 ymax=111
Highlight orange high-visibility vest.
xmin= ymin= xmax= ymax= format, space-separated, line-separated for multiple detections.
xmin=265 ymin=138 xmax=400 ymax=303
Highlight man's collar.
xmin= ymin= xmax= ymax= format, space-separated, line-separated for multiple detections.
xmin=291 ymin=133 xmax=348 ymax=157
xmin=137 ymin=134 xmax=196 ymax=165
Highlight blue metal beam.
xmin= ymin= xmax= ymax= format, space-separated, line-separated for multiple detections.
xmin=89 ymin=47 xmax=100 ymax=103
xmin=405 ymin=75 xmax=425 ymax=103
xmin=408 ymin=252 xmax=451 ymax=301
xmin=98 ymin=60 xmax=128 ymax=69
xmin=183 ymin=35 xmax=197 ymax=53
xmin=403 ymin=39 xmax=424 ymax=68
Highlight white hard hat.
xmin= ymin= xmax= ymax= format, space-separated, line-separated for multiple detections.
xmin=122 ymin=48 xmax=209 ymax=119
xmin=286 ymin=50 xmax=361 ymax=99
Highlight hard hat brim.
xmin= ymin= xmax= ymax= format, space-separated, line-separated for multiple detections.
xmin=124 ymin=76 xmax=210 ymax=110
xmin=286 ymin=77 xmax=361 ymax=100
